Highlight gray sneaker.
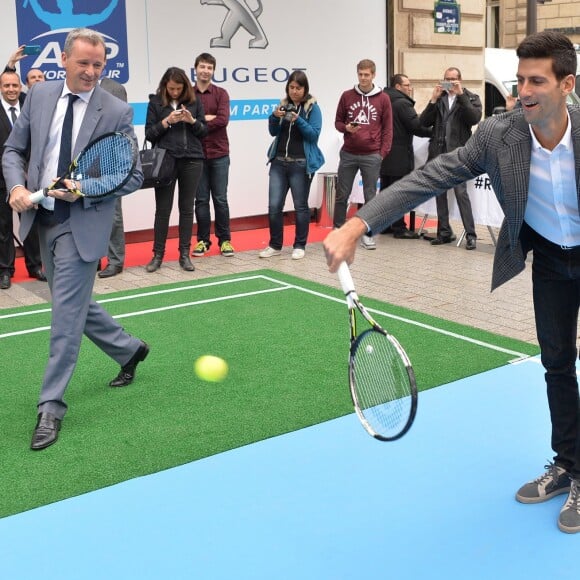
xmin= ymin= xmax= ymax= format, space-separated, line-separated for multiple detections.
xmin=515 ymin=462 xmax=571 ymax=504
xmin=360 ymin=235 xmax=376 ymax=250
xmin=558 ymin=478 xmax=580 ymax=534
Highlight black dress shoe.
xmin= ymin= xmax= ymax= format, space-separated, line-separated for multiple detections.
xmin=179 ymin=252 xmax=195 ymax=272
xmin=430 ymin=234 xmax=457 ymax=246
xmin=29 ymin=269 xmax=47 ymax=282
xmin=0 ymin=273 xmax=11 ymax=290
xmin=145 ymin=255 xmax=163 ymax=273
xmin=109 ymin=341 xmax=150 ymax=387
xmin=31 ymin=412 xmax=61 ymax=450
xmin=393 ymin=230 xmax=420 ymax=239
xmin=466 ymin=237 xmax=477 ymax=250
xmin=98 ymin=264 xmax=123 ymax=278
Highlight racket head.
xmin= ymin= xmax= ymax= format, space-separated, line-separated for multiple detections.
xmin=349 ymin=326 xmax=418 ymax=441
xmin=69 ymin=131 xmax=138 ymax=198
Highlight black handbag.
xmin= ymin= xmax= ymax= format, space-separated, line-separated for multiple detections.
xmin=139 ymin=141 xmax=176 ymax=189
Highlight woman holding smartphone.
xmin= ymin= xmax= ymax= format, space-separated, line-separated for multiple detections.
xmin=260 ymin=70 xmax=324 ymax=260
xmin=144 ymin=67 xmax=207 ymax=272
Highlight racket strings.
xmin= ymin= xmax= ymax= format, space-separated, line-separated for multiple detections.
xmin=352 ymin=330 xmax=413 ymax=438
xmin=74 ymin=135 xmax=135 ymax=196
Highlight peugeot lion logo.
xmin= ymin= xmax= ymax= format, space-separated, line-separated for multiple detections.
xmin=200 ymin=0 xmax=269 ymax=49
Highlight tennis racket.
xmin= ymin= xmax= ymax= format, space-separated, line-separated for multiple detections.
xmin=29 ymin=131 xmax=138 ymax=204
xmin=338 ymin=262 xmax=418 ymax=441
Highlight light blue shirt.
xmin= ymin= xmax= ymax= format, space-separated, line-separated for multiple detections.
xmin=524 ymin=112 xmax=580 ymax=248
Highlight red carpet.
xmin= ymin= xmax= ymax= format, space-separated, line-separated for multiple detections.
xmin=12 ymin=214 xmax=435 ymax=284
xmin=11 ymin=223 xmax=332 ymax=284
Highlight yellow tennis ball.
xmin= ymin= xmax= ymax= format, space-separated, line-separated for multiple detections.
xmin=194 ymin=355 xmax=228 ymax=382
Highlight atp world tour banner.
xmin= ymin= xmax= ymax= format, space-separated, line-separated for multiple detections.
xmin=5 ymin=0 xmax=387 ymax=234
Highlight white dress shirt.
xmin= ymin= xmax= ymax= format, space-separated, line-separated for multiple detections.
xmin=39 ymin=86 xmax=94 ymax=210
xmin=1 ymin=97 xmax=20 ymax=125
xmin=524 ymin=111 xmax=580 ymax=248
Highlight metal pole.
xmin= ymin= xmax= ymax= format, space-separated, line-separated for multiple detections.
xmin=527 ymin=0 xmax=537 ymax=35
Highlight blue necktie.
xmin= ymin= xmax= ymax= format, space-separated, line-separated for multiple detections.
xmin=9 ymin=106 xmax=17 ymax=126
xmin=54 ymin=94 xmax=79 ymax=223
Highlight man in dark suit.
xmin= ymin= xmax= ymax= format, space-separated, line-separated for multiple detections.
xmin=0 ymin=70 xmax=45 ymax=288
xmin=420 ymin=67 xmax=482 ymax=249
xmin=98 ymin=76 xmax=127 ymax=278
xmin=0 ymin=71 xmax=22 ymax=289
xmin=324 ymin=31 xmax=580 ymax=534
xmin=4 ymin=28 xmax=146 ymax=450
xmin=380 ymin=74 xmax=431 ymax=238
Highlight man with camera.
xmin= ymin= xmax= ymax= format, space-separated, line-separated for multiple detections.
xmin=332 ymin=59 xmax=392 ymax=250
xmin=419 ymin=67 xmax=482 ymax=249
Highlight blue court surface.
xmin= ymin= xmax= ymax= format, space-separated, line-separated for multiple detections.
xmin=1 ymin=357 xmax=577 ymax=579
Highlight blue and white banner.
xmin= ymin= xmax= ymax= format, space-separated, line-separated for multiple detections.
xmin=15 ymin=0 xmax=129 ymax=83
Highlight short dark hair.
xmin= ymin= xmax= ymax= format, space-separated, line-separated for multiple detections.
xmin=195 ymin=52 xmax=216 ymax=69
xmin=285 ymin=70 xmax=311 ymax=102
xmin=517 ymin=30 xmax=577 ymax=80
xmin=157 ymin=67 xmax=196 ymax=106
xmin=445 ymin=67 xmax=462 ymax=80
xmin=391 ymin=74 xmax=408 ymax=87
xmin=0 ymin=70 xmax=21 ymax=85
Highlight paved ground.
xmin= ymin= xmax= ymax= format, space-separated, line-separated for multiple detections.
xmin=0 ymin=220 xmax=537 ymax=344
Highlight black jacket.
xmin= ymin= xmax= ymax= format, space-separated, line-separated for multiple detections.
xmin=380 ymin=87 xmax=432 ymax=177
xmin=419 ymin=88 xmax=482 ymax=159
xmin=145 ymin=94 xmax=207 ymax=159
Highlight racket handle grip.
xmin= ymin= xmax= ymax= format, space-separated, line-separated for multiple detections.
xmin=337 ymin=262 xmax=356 ymax=295
xmin=29 ymin=189 xmax=47 ymax=204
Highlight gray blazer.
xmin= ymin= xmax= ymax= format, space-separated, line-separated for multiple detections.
xmin=100 ymin=76 xmax=127 ymax=102
xmin=2 ymin=80 xmax=143 ymax=262
xmin=358 ymin=105 xmax=580 ymax=291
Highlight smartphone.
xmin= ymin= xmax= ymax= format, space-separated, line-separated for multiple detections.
xmin=441 ymin=81 xmax=453 ymax=91
xmin=349 ymin=121 xmax=358 ymax=127
xmin=511 ymin=84 xmax=518 ymax=98
xmin=23 ymin=45 xmax=41 ymax=56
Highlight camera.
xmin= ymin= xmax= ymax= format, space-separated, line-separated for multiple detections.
xmin=441 ymin=81 xmax=453 ymax=92
xmin=280 ymin=103 xmax=298 ymax=121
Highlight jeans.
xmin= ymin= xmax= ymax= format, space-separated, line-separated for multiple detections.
xmin=153 ymin=158 xmax=203 ymax=255
xmin=267 ymin=158 xmax=312 ymax=250
xmin=333 ymin=150 xmax=381 ymax=229
xmin=521 ymin=222 xmax=580 ymax=477
xmin=195 ymin=155 xmax=231 ymax=247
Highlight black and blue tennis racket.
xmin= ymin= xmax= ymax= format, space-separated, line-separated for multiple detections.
xmin=338 ymin=262 xmax=418 ymax=441
xmin=29 ymin=131 xmax=138 ymax=203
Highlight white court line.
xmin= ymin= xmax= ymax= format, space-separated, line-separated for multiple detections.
xmin=262 ymin=276 xmax=536 ymax=363
xmin=0 ymin=283 xmax=290 ymax=340
xmin=0 ymin=274 xmax=536 ymax=362
xmin=0 ymin=275 xmax=277 ymax=320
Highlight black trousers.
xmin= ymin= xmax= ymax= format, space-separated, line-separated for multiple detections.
xmin=521 ymin=222 xmax=580 ymax=477
xmin=0 ymin=188 xmax=15 ymax=276
xmin=152 ymin=158 xmax=203 ymax=255
xmin=380 ymin=174 xmax=408 ymax=232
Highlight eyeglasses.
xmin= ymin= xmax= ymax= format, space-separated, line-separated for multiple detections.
xmin=444 ymin=77 xmax=460 ymax=81
xmin=400 ymin=83 xmax=412 ymax=88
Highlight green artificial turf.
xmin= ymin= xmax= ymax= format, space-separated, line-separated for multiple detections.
xmin=0 ymin=270 xmax=538 ymax=518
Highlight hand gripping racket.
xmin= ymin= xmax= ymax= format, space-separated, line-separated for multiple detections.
xmin=29 ymin=132 xmax=138 ymax=203
xmin=338 ymin=262 xmax=418 ymax=441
